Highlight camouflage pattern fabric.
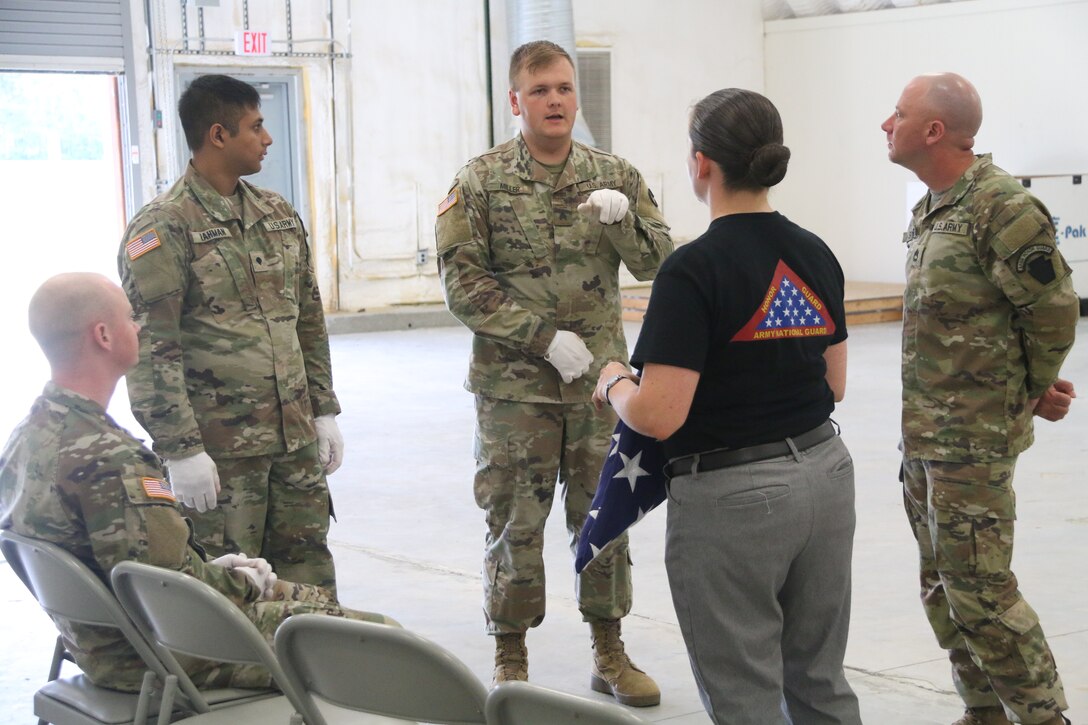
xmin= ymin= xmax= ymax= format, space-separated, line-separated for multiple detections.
xmin=473 ymin=396 xmax=631 ymax=633
xmin=117 ymin=163 xmax=340 ymax=460
xmin=899 ymin=154 xmax=1075 ymax=723
xmin=193 ymin=443 xmax=335 ymax=590
xmin=902 ymin=457 xmax=1067 ymax=723
xmin=117 ymin=163 xmax=340 ymax=588
xmin=0 ymin=383 xmax=382 ymax=693
xmin=901 ymin=154 xmax=1077 ymax=462
xmin=436 ymin=135 xmax=673 ymax=403
xmin=437 ymin=135 xmax=669 ymax=633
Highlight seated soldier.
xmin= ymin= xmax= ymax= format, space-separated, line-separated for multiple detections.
xmin=0 ymin=272 xmax=396 ymax=692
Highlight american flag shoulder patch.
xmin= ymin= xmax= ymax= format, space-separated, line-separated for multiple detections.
xmin=140 ymin=476 xmax=175 ymax=502
xmin=732 ymin=259 xmax=836 ymax=342
xmin=126 ymin=229 xmax=161 ymax=260
xmin=437 ymin=189 xmax=459 ymax=217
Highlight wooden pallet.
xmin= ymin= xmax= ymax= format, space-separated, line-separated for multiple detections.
xmin=621 ymin=281 xmax=905 ymax=325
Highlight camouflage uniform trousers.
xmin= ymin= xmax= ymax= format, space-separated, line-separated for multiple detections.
xmin=180 ymin=580 xmax=394 ymax=689
xmin=474 ymin=395 xmax=632 ymax=634
xmin=902 ymin=456 xmax=1067 ymax=723
xmin=188 ymin=441 xmax=337 ymax=593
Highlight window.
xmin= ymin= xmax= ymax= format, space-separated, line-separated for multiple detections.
xmin=577 ymin=49 xmax=611 ymax=153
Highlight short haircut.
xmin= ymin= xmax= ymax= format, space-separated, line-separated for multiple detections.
xmin=28 ymin=273 xmax=119 ymax=367
xmin=178 ymin=74 xmax=261 ymax=152
xmin=508 ymin=40 xmax=573 ymax=90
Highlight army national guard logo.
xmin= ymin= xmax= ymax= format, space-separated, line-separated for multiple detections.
xmin=732 ymin=259 xmax=836 ymax=342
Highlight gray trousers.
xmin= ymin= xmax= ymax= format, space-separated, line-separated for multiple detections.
xmin=665 ymin=434 xmax=861 ymax=725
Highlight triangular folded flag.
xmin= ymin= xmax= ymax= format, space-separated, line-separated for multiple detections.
xmin=575 ymin=419 xmax=668 ymax=573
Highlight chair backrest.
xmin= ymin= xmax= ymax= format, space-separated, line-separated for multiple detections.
xmin=485 ymin=681 xmax=650 ymax=725
xmin=110 ymin=560 xmax=321 ymax=724
xmin=0 ymin=529 xmax=169 ymax=682
xmin=275 ymin=614 xmax=489 ymax=724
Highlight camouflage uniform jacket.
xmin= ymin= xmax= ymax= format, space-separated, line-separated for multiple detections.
xmin=0 ymin=383 xmax=260 ymax=691
xmin=118 ymin=164 xmax=340 ymax=460
xmin=901 ymin=154 xmax=1078 ymax=461
xmin=436 ymin=135 xmax=673 ymax=403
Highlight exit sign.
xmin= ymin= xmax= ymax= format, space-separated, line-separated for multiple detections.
xmin=234 ymin=30 xmax=270 ymax=56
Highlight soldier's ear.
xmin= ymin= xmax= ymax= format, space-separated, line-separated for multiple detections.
xmin=924 ymin=119 xmax=946 ymax=146
xmin=91 ymin=321 xmax=111 ymax=351
xmin=208 ymin=123 xmax=228 ymax=149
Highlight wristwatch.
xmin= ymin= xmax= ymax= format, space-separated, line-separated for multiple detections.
xmin=604 ymin=373 xmax=633 ymax=406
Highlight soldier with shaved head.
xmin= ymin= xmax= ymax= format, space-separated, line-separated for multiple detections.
xmin=1 ymin=273 xmax=393 ymax=694
xmin=882 ymin=74 xmax=1077 ymax=725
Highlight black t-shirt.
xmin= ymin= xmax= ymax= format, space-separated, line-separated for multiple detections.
xmin=631 ymin=212 xmax=848 ymax=459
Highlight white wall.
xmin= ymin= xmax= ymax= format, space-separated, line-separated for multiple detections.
xmin=764 ymin=0 xmax=1088 ymax=284
xmin=127 ymin=0 xmax=766 ymax=310
xmin=339 ymin=0 xmax=490 ymax=311
xmin=574 ymin=0 xmax=766 ymax=246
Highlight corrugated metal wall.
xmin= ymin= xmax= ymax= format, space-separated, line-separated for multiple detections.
xmin=0 ymin=0 xmax=124 ymax=59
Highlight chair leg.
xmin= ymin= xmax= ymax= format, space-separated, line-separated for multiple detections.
xmin=156 ymin=675 xmax=178 ymax=725
xmin=46 ymin=637 xmax=66 ymax=681
xmin=133 ymin=671 xmax=155 ymax=724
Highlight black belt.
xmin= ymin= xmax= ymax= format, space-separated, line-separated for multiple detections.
xmin=664 ymin=420 xmax=838 ymax=478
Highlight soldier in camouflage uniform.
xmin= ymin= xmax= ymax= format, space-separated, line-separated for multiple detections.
xmin=435 ymin=41 xmax=672 ymax=706
xmin=882 ymin=73 xmax=1077 ymax=725
xmin=117 ymin=75 xmax=343 ymax=591
xmin=0 ymin=274 xmax=393 ymax=693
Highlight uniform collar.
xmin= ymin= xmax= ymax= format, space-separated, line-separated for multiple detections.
xmin=183 ymin=163 xmax=275 ymax=230
xmin=912 ymin=153 xmax=992 ymax=219
xmin=41 ymin=381 xmax=107 ymax=417
xmin=510 ymin=135 xmax=598 ymax=190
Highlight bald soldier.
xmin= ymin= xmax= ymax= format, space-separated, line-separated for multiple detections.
xmin=0 ymin=273 xmax=393 ymax=693
xmin=882 ymin=74 xmax=1077 ymax=725
xmin=436 ymin=40 xmax=671 ymax=705
xmin=117 ymin=74 xmax=342 ymax=591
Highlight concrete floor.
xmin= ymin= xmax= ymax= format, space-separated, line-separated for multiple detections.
xmin=1 ymin=318 xmax=1085 ymax=724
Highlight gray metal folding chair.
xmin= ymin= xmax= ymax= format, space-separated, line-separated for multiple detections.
xmin=275 ymin=613 xmax=488 ymax=724
xmin=109 ymin=560 xmax=313 ymax=724
xmin=0 ymin=529 xmax=170 ymax=725
xmin=485 ymin=681 xmax=650 ymax=725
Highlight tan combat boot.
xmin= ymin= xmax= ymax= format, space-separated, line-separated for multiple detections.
xmin=589 ymin=619 xmax=660 ymax=707
xmin=952 ymin=707 xmax=1013 ymax=725
xmin=492 ymin=632 xmax=528 ymax=686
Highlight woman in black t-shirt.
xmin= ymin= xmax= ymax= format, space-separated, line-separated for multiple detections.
xmin=591 ymin=89 xmax=860 ymax=724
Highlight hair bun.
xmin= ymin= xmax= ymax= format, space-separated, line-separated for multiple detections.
xmin=748 ymin=143 xmax=791 ymax=188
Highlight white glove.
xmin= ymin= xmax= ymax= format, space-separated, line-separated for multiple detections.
xmin=165 ymin=452 xmax=220 ymax=512
xmin=544 ymin=331 xmax=593 ymax=384
xmin=212 ymin=553 xmax=275 ymax=597
xmin=315 ymin=414 xmax=344 ymax=475
xmin=577 ymin=189 xmax=630 ymax=225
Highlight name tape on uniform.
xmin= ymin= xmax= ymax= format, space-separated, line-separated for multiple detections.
xmin=192 ymin=227 xmax=230 ymax=244
xmin=264 ymin=218 xmax=298 ymax=232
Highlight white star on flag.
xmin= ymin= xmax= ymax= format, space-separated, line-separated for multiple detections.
xmin=614 ymin=451 xmax=650 ymax=491
xmin=575 ymin=420 xmax=668 ymax=574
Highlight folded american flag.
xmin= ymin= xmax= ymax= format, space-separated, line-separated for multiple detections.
xmin=575 ymin=419 xmax=668 ymax=573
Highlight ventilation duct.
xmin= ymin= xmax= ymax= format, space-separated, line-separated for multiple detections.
xmin=769 ymin=0 xmax=972 ymax=19
xmin=505 ymin=0 xmax=596 ymax=146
